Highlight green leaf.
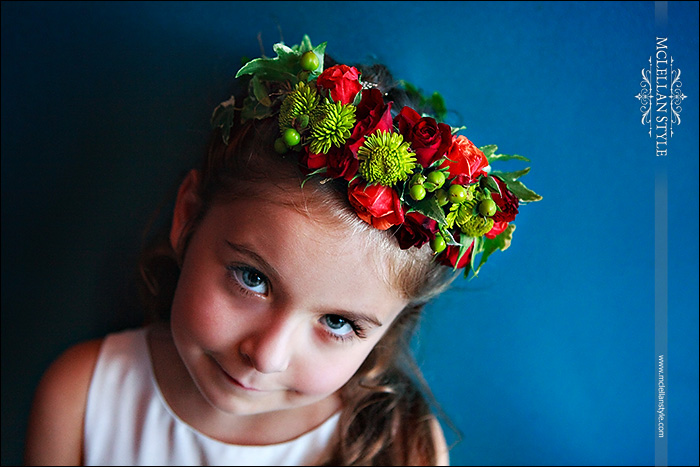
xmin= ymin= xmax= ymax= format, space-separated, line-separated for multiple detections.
xmin=471 ymin=234 xmax=485 ymax=256
xmin=491 ymin=167 xmax=531 ymax=182
xmin=480 ymin=175 xmax=500 ymax=193
xmin=251 ymin=76 xmax=272 ymax=107
xmin=351 ymin=89 xmax=363 ymax=106
xmin=211 ymin=96 xmax=235 ymax=126
xmin=240 ymin=96 xmax=274 ymax=123
xmin=488 ymin=152 xmax=530 ymax=163
xmin=468 ymin=236 xmax=481 ymax=276
xmin=480 ymin=145 xmax=498 ymax=160
xmin=235 ymin=57 xmax=267 ymax=78
xmin=453 ymin=233 xmax=474 ymax=272
xmin=490 ymin=168 xmax=542 ymax=202
xmin=445 ymin=203 xmax=459 ymax=229
xmin=401 ymin=80 xmax=420 ymax=97
xmin=298 ymin=35 xmax=314 ymax=53
xmin=236 ymin=38 xmax=303 ymax=82
xmin=301 ymin=167 xmax=328 ymax=188
xmin=273 ymin=42 xmax=296 ymax=59
xmin=411 ymin=197 xmax=448 ymax=225
xmin=236 ymin=57 xmax=299 ymax=82
xmin=397 ymin=80 xmax=447 ymax=121
xmin=210 ymin=96 xmax=236 ymax=145
xmin=504 ymin=180 xmax=542 ymax=202
xmin=439 ymin=226 xmax=459 ymax=246
xmin=429 ymin=92 xmax=447 ymax=122
xmin=475 ymin=223 xmax=516 ymax=273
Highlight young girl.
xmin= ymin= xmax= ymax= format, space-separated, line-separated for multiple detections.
xmin=25 ymin=35 xmax=539 ymax=466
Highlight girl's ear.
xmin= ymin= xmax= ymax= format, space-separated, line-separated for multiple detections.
xmin=170 ymin=169 xmax=202 ymax=258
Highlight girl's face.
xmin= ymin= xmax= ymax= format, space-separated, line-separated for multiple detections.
xmin=169 ymin=173 xmax=408 ymax=419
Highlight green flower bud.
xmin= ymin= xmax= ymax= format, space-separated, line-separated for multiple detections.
xmin=279 ymin=82 xmax=320 ymax=132
xmin=454 ymin=197 xmax=494 ymax=236
xmin=309 ymin=102 xmax=356 ymax=154
xmin=358 ymin=131 xmax=417 ymax=186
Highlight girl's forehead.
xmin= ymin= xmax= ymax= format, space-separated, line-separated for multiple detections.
xmin=211 ymin=193 xmax=357 ymax=248
xmin=204 ymin=196 xmax=407 ymax=312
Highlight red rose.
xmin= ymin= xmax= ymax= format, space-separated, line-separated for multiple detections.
xmin=394 ymin=212 xmax=438 ymax=249
xmin=346 ymin=88 xmax=393 ymax=157
xmin=395 ymin=106 xmax=452 ymax=168
xmin=348 ymin=180 xmax=404 ymax=230
xmin=436 ymin=239 xmax=475 ymax=269
xmin=485 ymin=221 xmax=509 ymax=239
xmin=440 ymin=135 xmax=489 ymax=185
xmin=490 ymin=176 xmax=519 ymax=222
xmin=300 ymin=149 xmax=328 ymax=172
xmin=316 ymin=64 xmax=362 ymax=105
xmin=325 ymin=145 xmax=359 ymax=180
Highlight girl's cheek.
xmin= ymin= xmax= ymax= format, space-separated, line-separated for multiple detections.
xmin=294 ymin=359 xmax=363 ymax=396
xmin=173 ymin=283 xmax=232 ymax=348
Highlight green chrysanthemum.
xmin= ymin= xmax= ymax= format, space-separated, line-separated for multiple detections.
xmin=279 ymin=82 xmax=320 ymax=132
xmin=357 ymin=131 xmax=416 ymax=186
xmin=308 ymin=102 xmax=356 ymax=154
xmin=454 ymin=197 xmax=495 ymax=237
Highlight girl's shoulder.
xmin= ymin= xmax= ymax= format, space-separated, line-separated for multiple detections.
xmin=24 ymin=337 xmax=104 ymax=466
xmin=429 ymin=415 xmax=450 ymax=466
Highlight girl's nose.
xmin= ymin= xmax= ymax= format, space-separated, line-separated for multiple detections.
xmin=238 ymin=315 xmax=296 ymax=374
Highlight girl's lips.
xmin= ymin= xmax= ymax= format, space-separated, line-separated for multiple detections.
xmin=211 ymin=356 xmax=264 ymax=392
xmin=227 ymin=374 xmax=261 ymax=392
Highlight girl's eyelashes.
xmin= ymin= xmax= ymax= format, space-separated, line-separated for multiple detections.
xmin=321 ymin=314 xmax=367 ymax=342
xmin=227 ymin=265 xmax=269 ymax=296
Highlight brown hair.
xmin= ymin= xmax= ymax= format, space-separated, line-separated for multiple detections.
xmin=139 ymin=61 xmax=459 ymax=465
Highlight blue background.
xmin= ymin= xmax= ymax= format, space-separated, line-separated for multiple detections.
xmin=2 ymin=2 xmax=698 ymax=465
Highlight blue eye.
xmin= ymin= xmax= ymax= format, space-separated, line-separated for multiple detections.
xmin=323 ymin=315 xmax=355 ymax=338
xmin=229 ymin=266 xmax=269 ymax=295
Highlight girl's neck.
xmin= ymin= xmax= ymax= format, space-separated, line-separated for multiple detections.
xmin=146 ymin=322 xmax=342 ymax=445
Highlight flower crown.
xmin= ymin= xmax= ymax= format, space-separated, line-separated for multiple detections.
xmin=211 ymin=35 xmax=541 ymax=278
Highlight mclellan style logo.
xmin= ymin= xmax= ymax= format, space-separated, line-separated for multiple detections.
xmin=635 ymin=37 xmax=687 ymax=156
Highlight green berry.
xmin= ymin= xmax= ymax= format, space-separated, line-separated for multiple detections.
xmin=430 ymin=234 xmax=447 ymax=253
xmin=448 ymin=184 xmax=468 ymax=204
xmin=426 ymin=171 xmax=446 ymax=189
xmin=479 ymin=198 xmax=497 ymax=217
xmin=434 ymin=189 xmax=449 ymax=206
xmin=410 ymin=184 xmax=426 ymax=201
xmin=300 ymin=51 xmax=320 ymax=71
xmin=274 ymin=137 xmax=288 ymax=154
xmin=283 ymin=128 xmax=301 ymax=147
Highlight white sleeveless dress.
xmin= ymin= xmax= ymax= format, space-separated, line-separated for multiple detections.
xmin=83 ymin=327 xmax=340 ymax=466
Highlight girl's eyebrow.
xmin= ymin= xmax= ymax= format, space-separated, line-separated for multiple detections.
xmin=224 ymin=240 xmax=281 ymax=281
xmin=225 ymin=240 xmax=385 ymax=328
